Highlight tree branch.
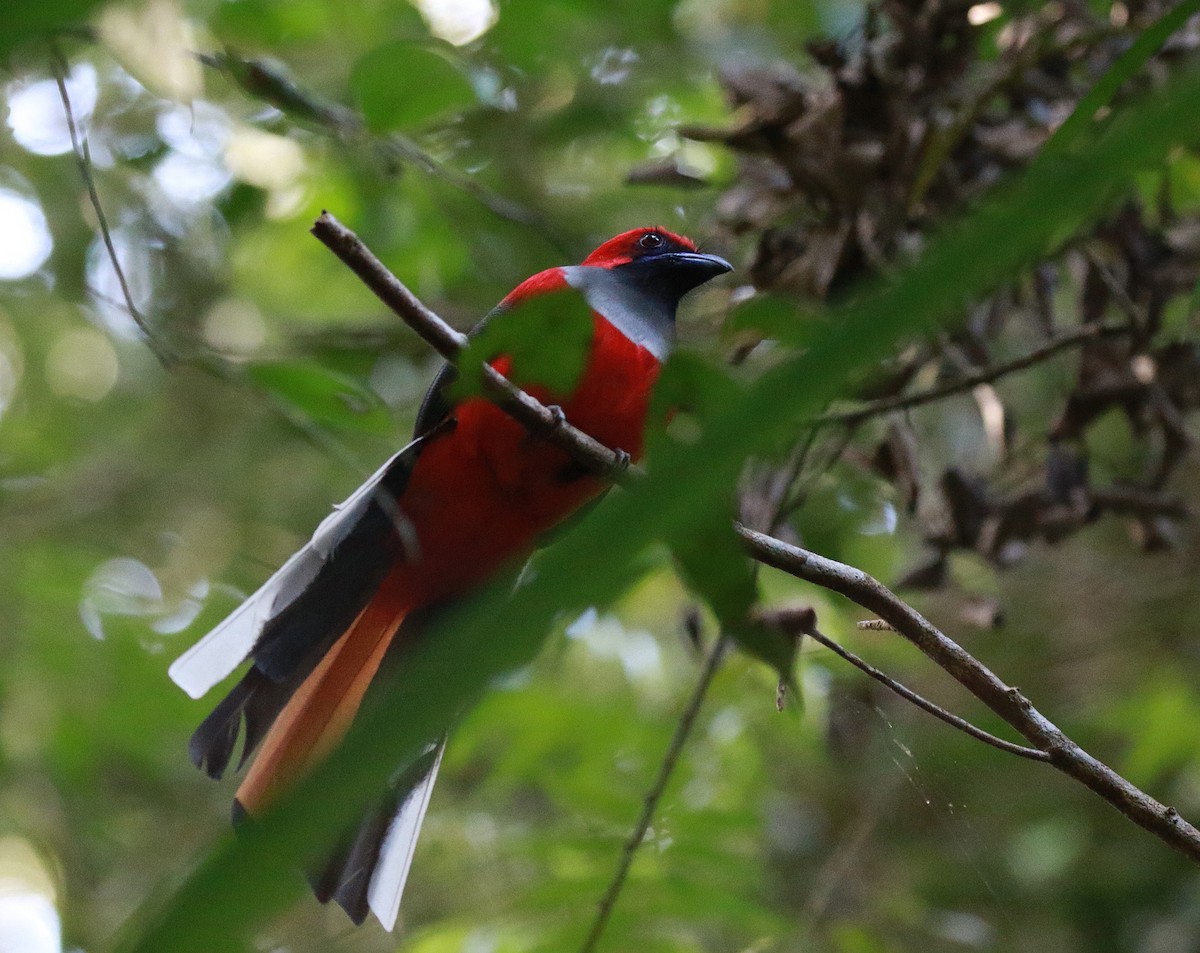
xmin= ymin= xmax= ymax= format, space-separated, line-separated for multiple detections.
xmin=737 ymin=523 xmax=1200 ymax=862
xmin=310 ymin=212 xmax=632 ymax=478
xmin=311 ymin=211 xmax=1200 ymax=868
xmin=199 ymin=51 xmax=563 ymax=245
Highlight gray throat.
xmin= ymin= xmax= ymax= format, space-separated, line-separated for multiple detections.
xmin=561 ymin=265 xmax=676 ymax=361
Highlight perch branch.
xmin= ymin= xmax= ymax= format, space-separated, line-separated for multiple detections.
xmin=311 ymin=212 xmax=631 ymax=478
xmin=312 ymin=212 xmax=1200 ymax=867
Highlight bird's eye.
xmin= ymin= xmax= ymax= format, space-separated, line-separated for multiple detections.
xmin=638 ymin=232 xmax=665 ymax=250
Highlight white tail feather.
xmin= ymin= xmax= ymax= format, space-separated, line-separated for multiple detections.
xmin=168 ymin=439 xmax=421 ymax=700
xmin=368 ymin=743 xmax=444 ymax=931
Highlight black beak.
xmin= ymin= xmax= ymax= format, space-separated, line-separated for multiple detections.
xmin=636 ymin=251 xmax=734 ymax=299
xmin=660 ymin=251 xmax=734 ymax=281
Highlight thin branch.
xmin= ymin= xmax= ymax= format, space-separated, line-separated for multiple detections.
xmin=199 ymin=52 xmax=563 ymax=247
xmin=1090 ymin=485 xmax=1193 ymax=520
xmin=738 ymin=427 xmax=818 ymax=536
xmin=578 ymin=636 xmax=728 ymax=953
xmin=774 ymin=421 xmax=860 ymax=520
xmin=1083 ymin=248 xmax=1147 ymax=325
xmin=762 ymin=607 xmax=1049 ymax=762
xmin=310 ymin=212 xmax=631 ymax=478
xmin=737 ymin=523 xmax=1200 ymax=862
xmin=51 ymin=48 xmax=174 ymax=366
xmin=817 ymin=322 xmax=1128 ymax=427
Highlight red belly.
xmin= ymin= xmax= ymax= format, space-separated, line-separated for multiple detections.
xmin=392 ymin=314 xmax=660 ymax=606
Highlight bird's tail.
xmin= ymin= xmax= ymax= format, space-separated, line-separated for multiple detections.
xmin=186 ymin=577 xmax=440 ymax=929
xmin=173 ymin=436 xmax=443 ymax=929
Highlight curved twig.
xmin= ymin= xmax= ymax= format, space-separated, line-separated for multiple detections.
xmin=816 ymin=321 xmax=1128 ymax=428
xmin=51 ymin=47 xmax=174 ymax=365
xmin=763 ymin=608 xmax=1050 ymax=762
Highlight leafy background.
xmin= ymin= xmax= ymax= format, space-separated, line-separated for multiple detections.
xmin=3 ymin=1 xmax=1200 ymax=952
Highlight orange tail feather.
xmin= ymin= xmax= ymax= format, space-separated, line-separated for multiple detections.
xmin=237 ymin=584 xmax=407 ymax=814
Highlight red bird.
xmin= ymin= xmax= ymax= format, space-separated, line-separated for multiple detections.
xmin=169 ymin=227 xmax=731 ymax=928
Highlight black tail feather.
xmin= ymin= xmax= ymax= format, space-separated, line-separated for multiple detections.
xmin=197 ymin=586 xmax=450 ymax=926
xmin=311 ymin=794 xmax=397 ymax=924
xmin=188 ymin=667 xmax=297 ymax=780
xmin=311 ymin=744 xmax=442 ymax=924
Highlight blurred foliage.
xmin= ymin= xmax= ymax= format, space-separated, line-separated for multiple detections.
xmin=4 ymin=2 xmax=1200 ymax=953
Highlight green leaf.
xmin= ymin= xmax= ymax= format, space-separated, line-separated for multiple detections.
xmin=649 ymin=350 xmax=742 ymax=428
xmin=1040 ymin=0 xmax=1200 ymax=161
xmin=650 ymin=356 xmax=795 ymax=675
xmin=3 ymin=0 xmax=105 ymax=61
xmin=351 ymin=42 xmax=476 ymax=133
xmin=669 ymin=516 xmax=795 ymax=678
xmin=451 ymin=289 xmax=594 ymax=401
xmin=726 ymin=293 xmax=824 ymax=347
xmin=248 ymin=361 xmax=392 ymax=436
xmin=650 ymin=354 xmax=792 ymax=671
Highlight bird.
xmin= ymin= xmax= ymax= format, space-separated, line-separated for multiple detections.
xmin=168 ymin=226 xmax=732 ymax=929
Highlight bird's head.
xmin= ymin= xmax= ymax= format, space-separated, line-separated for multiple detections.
xmin=581 ymin=227 xmax=732 ymax=299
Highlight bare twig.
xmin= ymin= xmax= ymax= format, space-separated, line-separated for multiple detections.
xmin=774 ymin=421 xmax=860 ymax=519
xmin=52 ymin=47 xmax=174 ymax=365
xmin=310 ymin=212 xmax=631 ymax=478
xmin=1090 ymin=485 xmax=1193 ymax=520
xmin=817 ymin=322 xmax=1128 ymax=427
xmin=578 ymin=636 xmax=728 ymax=953
xmin=1083 ymin=248 xmax=1147 ymax=325
xmin=762 ymin=607 xmax=1050 ymax=762
xmin=199 ymin=52 xmax=562 ymax=245
xmin=737 ymin=523 xmax=1200 ymax=862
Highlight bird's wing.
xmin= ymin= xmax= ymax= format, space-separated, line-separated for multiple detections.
xmin=168 ymin=434 xmax=431 ymax=700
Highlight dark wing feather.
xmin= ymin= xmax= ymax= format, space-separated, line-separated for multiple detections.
xmin=251 ymin=424 xmax=447 ymax=682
